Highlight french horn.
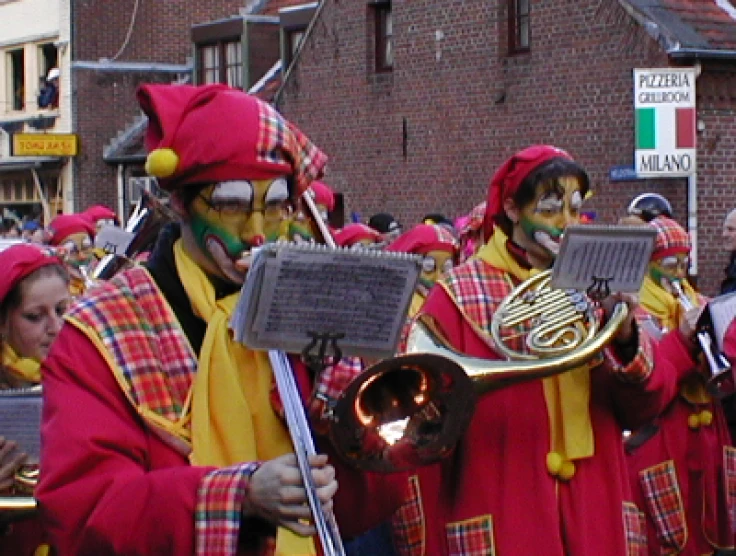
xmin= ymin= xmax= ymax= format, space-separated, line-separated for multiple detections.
xmin=329 ymin=270 xmax=628 ymax=472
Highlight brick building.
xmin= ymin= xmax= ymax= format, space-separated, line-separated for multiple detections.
xmin=277 ymin=0 xmax=736 ymax=295
xmin=72 ymin=0 xmax=310 ymax=219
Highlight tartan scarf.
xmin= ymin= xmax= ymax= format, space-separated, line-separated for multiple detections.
xmin=477 ymin=229 xmax=595 ymax=461
xmin=174 ymin=240 xmax=316 ymax=556
xmin=1 ymin=342 xmax=41 ymax=384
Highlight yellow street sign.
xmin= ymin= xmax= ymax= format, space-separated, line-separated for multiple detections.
xmin=12 ymin=133 xmax=79 ymax=157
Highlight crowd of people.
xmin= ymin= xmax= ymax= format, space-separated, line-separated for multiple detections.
xmin=1 ymin=82 xmax=736 ymax=555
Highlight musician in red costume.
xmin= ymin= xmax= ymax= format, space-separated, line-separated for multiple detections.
xmin=389 ymin=145 xmax=698 ymax=556
xmin=36 ymin=84 xmax=406 ymax=556
xmin=0 ymin=244 xmax=69 ymax=556
xmin=626 ymin=215 xmax=735 ymax=555
xmin=386 ymin=223 xmax=458 ymax=318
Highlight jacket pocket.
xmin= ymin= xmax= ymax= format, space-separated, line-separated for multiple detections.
xmin=622 ymin=502 xmax=648 ymax=556
xmin=724 ymin=445 xmax=736 ymax=535
xmin=392 ymin=475 xmax=425 ymax=556
xmin=639 ymin=460 xmax=687 ymax=551
xmin=445 ymin=514 xmax=495 ymax=556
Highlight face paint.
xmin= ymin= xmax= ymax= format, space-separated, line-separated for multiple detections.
xmin=418 ymin=250 xmax=454 ymax=293
xmin=649 ymin=254 xmax=689 ymax=286
xmin=517 ymin=176 xmax=583 ymax=258
xmin=189 ymin=178 xmax=291 ymax=284
xmin=61 ymin=233 xmax=94 ymax=269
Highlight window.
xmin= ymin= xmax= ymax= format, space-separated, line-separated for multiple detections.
xmin=375 ymin=2 xmax=393 ymax=72
xmin=196 ymin=39 xmax=242 ymax=88
xmin=39 ymin=43 xmax=58 ymax=80
xmin=8 ymin=48 xmax=25 ymax=110
xmin=509 ymin=0 xmax=530 ymax=53
xmin=284 ymin=29 xmax=305 ymax=68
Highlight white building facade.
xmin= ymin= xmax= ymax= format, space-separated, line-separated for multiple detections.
xmin=0 ymin=0 xmax=73 ymax=225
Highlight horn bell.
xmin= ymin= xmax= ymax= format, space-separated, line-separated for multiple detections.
xmin=329 ymin=269 xmax=629 ymax=472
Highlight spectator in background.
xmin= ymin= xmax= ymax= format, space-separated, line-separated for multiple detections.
xmin=367 ymin=212 xmax=402 ymax=245
xmin=37 ymin=68 xmax=59 ymax=110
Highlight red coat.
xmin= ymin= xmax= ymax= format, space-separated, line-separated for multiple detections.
xmin=389 ymin=273 xmax=694 ymax=556
xmin=37 ymin=324 xmax=406 ymax=555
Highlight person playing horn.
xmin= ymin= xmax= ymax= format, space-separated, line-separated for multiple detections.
xmin=388 ymin=145 xmax=697 ymax=555
xmin=0 ymin=244 xmax=69 ymax=556
xmin=624 ymin=215 xmax=735 ymax=555
xmin=36 ymin=83 xmax=407 ymax=556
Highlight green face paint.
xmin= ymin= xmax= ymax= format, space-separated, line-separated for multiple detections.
xmin=190 ymin=212 xmax=248 ymax=260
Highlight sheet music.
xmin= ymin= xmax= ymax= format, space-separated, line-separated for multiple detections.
xmin=550 ymin=225 xmax=656 ymax=293
xmin=232 ymin=243 xmax=421 ymax=359
xmin=0 ymin=388 xmax=42 ymax=461
xmin=706 ymin=292 xmax=736 ymax=351
xmin=94 ymin=225 xmax=135 ymax=255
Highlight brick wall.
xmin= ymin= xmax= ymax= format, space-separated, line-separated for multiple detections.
xmin=71 ymin=0 xmax=249 ymax=215
xmin=279 ymin=0 xmax=736 ymax=295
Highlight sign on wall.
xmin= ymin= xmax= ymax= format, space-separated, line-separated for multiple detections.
xmin=12 ymin=133 xmax=79 ymax=157
xmin=634 ymin=68 xmax=696 ymax=177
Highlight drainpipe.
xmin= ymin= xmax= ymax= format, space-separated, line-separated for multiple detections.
xmin=116 ymin=164 xmax=125 ymax=225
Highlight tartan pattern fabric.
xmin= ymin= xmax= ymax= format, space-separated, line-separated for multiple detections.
xmin=724 ymin=446 xmax=736 ymax=534
xmin=258 ymin=101 xmax=328 ymax=196
xmin=445 ymin=515 xmax=495 ymax=556
xmin=66 ymin=267 xmax=197 ymax=432
xmin=622 ymin=502 xmax=648 ymax=556
xmin=649 ymin=216 xmax=691 ymax=259
xmin=391 ymin=475 xmax=425 ymax=556
xmin=604 ymin=308 xmax=655 ymax=383
xmin=196 ymin=462 xmax=262 ymax=556
xmin=639 ymin=460 xmax=687 ymax=551
xmin=443 ymin=259 xmax=523 ymax=354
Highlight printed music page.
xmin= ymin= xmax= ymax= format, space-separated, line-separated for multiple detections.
xmin=231 ymin=243 xmax=421 ymax=359
xmin=550 ymin=225 xmax=657 ymax=293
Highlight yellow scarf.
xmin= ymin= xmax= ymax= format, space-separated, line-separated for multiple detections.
xmin=639 ymin=275 xmax=710 ymax=404
xmin=639 ymin=274 xmax=697 ymax=332
xmin=477 ymin=230 xmax=594 ymax=461
xmin=2 ymin=343 xmax=41 ymax=384
xmin=174 ymin=240 xmax=316 ymax=556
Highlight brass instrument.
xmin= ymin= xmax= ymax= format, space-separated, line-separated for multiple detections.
xmin=671 ymin=280 xmax=732 ymax=389
xmin=329 ymin=271 xmax=628 ymax=472
xmin=91 ymin=191 xmax=174 ymax=281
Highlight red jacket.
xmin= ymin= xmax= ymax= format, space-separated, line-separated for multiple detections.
xmin=389 ymin=262 xmax=694 ymax=556
xmin=37 ymin=323 xmax=405 ymax=555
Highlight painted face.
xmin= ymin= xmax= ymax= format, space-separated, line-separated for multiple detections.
xmin=517 ymin=175 xmax=583 ymax=260
xmin=189 ymin=178 xmax=291 ymax=284
xmin=418 ymin=249 xmax=454 ymax=293
xmin=3 ymin=271 xmax=70 ymax=361
xmin=649 ymin=253 xmax=690 ymax=287
xmin=723 ymin=212 xmax=736 ymax=253
xmin=61 ymin=232 xmax=94 ymax=268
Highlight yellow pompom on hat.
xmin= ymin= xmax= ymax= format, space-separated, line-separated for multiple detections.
xmin=137 ymin=83 xmax=327 ymax=194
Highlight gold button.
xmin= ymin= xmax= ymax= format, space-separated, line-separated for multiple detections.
xmin=688 ymin=414 xmax=701 ymax=429
xmin=700 ymin=410 xmax=713 ymax=426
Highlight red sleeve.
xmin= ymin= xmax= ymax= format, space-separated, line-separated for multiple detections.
xmin=37 ymin=324 xmax=211 ymax=556
xmin=607 ymin=328 xmax=696 ymax=431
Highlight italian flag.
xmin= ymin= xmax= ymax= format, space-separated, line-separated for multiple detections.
xmin=636 ymin=107 xmax=696 ymax=150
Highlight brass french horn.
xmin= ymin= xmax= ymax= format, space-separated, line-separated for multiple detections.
xmin=329 ymin=270 xmax=628 ymax=472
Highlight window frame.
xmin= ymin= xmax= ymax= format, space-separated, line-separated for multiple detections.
xmin=7 ymin=47 xmax=25 ymax=111
xmin=508 ymin=0 xmax=530 ymax=54
xmin=195 ymin=38 xmax=243 ymax=87
xmin=374 ymin=1 xmax=393 ymax=73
